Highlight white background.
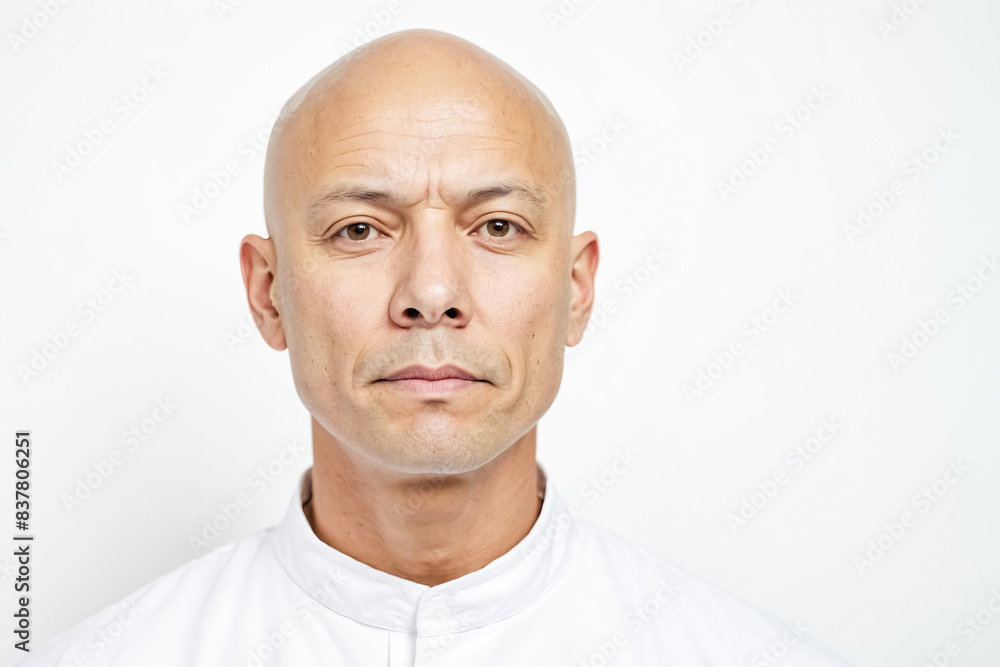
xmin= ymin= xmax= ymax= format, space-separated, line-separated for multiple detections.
xmin=3 ymin=0 xmax=1000 ymax=665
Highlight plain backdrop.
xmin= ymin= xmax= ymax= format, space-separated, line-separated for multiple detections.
xmin=3 ymin=0 xmax=1000 ymax=665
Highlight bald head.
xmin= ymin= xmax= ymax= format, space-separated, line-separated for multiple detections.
xmin=262 ymin=29 xmax=576 ymax=244
xmin=240 ymin=29 xmax=598 ymax=476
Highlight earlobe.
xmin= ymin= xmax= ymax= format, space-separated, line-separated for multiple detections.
xmin=565 ymin=231 xmax=599 ymax=347
xmin=239 ymin=234 xmax=288 ymax=351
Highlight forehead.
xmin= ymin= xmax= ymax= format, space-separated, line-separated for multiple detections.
xmin=271 ymin=82 xmax=565 ymax=210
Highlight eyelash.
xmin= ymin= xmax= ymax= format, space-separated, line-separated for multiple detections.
xmin=330 ymin=219 xmax=526 ymax=244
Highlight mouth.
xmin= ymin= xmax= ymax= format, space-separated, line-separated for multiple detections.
xmin=377 ymin=364 xmax=485 ymax=394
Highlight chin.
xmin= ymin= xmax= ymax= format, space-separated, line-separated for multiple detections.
xmin=370 ymin=430 xmax=510 ymax=476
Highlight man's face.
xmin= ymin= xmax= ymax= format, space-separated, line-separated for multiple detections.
xmin=250 ymin=45 xmax=596 ymax=475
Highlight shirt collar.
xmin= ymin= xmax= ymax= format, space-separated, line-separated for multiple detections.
xmin=271 ymin=463 xmax=574 ymax=636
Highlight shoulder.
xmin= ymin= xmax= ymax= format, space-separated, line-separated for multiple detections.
xmin=20 ymin=527 xmax=278 ymax=667
xmin=560 ymin=516 xmax=854 ymax=666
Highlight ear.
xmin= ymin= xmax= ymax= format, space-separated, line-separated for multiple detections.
xmin=565 ymin=230 xmax=599 ymax=347
xmin=240 ymin=234 xmax=287 ymax=351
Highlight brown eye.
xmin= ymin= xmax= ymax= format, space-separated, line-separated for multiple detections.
xmin=337 ymin=223 xmax=377 ymax=241
xmin=486 ymin=220 xmax=509 ymax=237
xmin=481 ymin=219 xmax=518 ymax=238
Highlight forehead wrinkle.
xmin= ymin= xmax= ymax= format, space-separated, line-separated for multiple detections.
xmin=324 ymin=130 xmax=531 ymax=148
xmin=318 ymin=143 xmax=529 ymax=163
xmin=306 ymin=177 xmax=549 ymax=220
xmin=453 ymin=146 xmax=528 ymax=154
xmin=332 ymin=136 xmax=531 ymax=151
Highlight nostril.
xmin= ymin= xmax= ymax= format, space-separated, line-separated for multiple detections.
xmin=405 ymin=308 xmax=420 ymax=319
xmin=446 ymin=308 xmax=458 ymax=319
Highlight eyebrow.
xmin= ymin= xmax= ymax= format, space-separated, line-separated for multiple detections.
xmin=307 ymin=180 xmax=546 ymax=215
xmin=463 ymin=182 xmax=545 ymax=212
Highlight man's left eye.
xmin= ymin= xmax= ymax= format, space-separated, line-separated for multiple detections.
xmin=477 ymin=219 xmax=521 ymax=238
xmin=335 ymin=222 xmax=381 ymax=241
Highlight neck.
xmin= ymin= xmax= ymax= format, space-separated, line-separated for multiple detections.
xmin=306 ymin=418 xmax=543 ymax=587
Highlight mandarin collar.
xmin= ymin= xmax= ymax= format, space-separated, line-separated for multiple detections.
xmin=271 ymin=463 xmax=573 ymax=636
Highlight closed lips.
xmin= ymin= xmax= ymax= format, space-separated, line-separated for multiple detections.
xmin=382 ymin=365 xmax=480 ymax=382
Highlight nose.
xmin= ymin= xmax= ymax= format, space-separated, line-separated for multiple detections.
xmin=389 ymin=224 xmax=472 ymax=329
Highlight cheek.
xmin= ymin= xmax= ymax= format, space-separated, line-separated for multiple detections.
xmin=282 ymin=266 xmax=384 ymax=375
xmin=475 ymin=260 xmax=567 ymax=361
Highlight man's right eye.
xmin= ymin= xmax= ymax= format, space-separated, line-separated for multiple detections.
xmin=334 ymin=222 xmax=382 ymax=242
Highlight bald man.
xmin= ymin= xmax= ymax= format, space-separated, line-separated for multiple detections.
xmin=26 ymin=30 xmax=851 ymax=667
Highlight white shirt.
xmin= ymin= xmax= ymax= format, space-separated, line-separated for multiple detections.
xmin=23 ymin=465 xmax=851 ymax=666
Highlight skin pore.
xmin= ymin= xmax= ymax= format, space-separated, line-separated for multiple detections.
xmin=239 ymin=29 xmax=599 ymax=586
